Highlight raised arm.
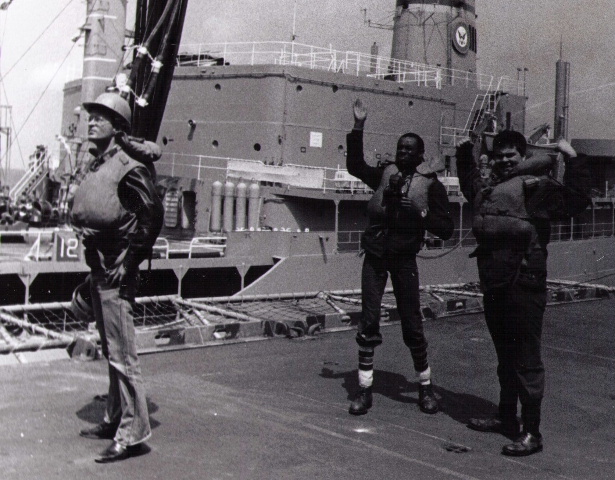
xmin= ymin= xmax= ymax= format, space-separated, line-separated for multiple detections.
xmin=346 ymin=99 xmax=382 ymax=190
xmin=558 ymin=139 xmax=591 ymax=216
xmin=455 ymin=138 xmax=483 ymax=208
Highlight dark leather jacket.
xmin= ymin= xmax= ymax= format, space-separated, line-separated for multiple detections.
xmin=71 ymin=144 xmax=163 ymax=298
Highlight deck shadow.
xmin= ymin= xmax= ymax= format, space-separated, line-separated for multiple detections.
xmin=321 ymin=367 xmax=498 ymax=426
xmin=75 ymin=394 xmax=161 ymax=430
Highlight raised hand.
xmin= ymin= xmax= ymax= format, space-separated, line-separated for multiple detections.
xmin=455 ymin=137 xmax=475 ymax=165
xmin=556 ymin=139 xmax=577 ymax=158
xmin=353 ymin=98 xmax=367 ymax=129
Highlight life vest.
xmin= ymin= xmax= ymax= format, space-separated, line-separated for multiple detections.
xmin=366 ymin=163 xmax=397 ymax=220
xmin=472 ymin=175 xmax=538 ymax=251
xmin=361 ymin=162 xmax=437 ymax=257
xmin=71 ymin=149 xmax=142 ymax=232
xmin=402 ymin=162 xmax=435 ymax=216
xmin=366 ymin=162 xmax=435 ymax=221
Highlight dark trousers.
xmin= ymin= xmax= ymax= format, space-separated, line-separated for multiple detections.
xmin=356 ymin=251 xmax=428 ymax=372
xmin=482 ymin=283 xmax=547 ymax=431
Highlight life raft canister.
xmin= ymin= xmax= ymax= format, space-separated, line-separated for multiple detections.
xmin=472 ymin=175 xmax=538 ymax=250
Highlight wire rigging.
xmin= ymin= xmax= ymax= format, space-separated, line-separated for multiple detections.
xmin=0 ymin=79 xmax=22 ymax=169
xmin=122 ymin=0 xmax=176 ymax=100
xmin=0 ymin=39 xmax=78 ymax=166
xmin=1 ymin=0 xmax=75 ymax=80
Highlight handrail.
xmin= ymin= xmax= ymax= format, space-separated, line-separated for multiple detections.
xmin=177 ymin=41 xmax=518 ymax=93
xmin=189 ymin=236 xmax=226 ymax=257
xmin=159 ymin=152 xmax=377 ymax=194
xmin=153 ymin=237 xmax=170 ymax=258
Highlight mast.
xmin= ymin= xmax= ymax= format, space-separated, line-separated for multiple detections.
xmin=553 ymin=39 xmax=570 ymax=140
xmin=390 ymin=0 xmax=477 ymax=75
xmin=75 ymin=0 xmax=128 ymax=147
xmin=0 ymin=2 xmax=12 ymax=186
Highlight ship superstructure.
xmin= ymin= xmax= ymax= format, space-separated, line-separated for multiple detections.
xmin=1 ymin=0 xmax=613 ymax=308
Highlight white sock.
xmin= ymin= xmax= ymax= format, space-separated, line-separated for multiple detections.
xmin=417 ymin=366 xmax=431 ymax=386
xmin=358 ymin=346 xmax=374 ymax=388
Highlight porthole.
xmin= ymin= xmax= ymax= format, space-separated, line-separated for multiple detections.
xmin=332 ymin=85 xmax=338 ymax=93
xmin=296 ymin=85 xmax=303 ymax=92
xmin=215 ymin=83 xmax=221 ymax=90
xmin=253 ymin=143 xmax=261 ymax=151
xmin=212 ymin=140 xmax=219 ymax=148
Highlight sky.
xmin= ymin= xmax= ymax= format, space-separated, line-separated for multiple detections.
xmin=0 ymin=0 xmax=613 ymax=175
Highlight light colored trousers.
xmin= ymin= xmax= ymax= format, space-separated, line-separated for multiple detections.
xmin=90 ymin=270 xmax=151 ymax=446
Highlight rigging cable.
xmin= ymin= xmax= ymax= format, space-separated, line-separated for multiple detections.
xmin=1 ymin=0 xmax=75 ymax=80
xmin=0 ymin=40 xmax=78 ymax=167
xmin=0 ymin=80 xmax=22 ymax=170
xmin=138 ymin=0 xmax=182 ymax=106
xmin=122 ymin=0 xmax=177 ymax=99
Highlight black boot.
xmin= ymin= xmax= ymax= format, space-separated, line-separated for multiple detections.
xmin=349 ymin=387 xmax=373 ymax=415
xmin=418 ymin=383 xmax=439 ymax=414
xmin=502 ymin=431 xmax=543 ymax=456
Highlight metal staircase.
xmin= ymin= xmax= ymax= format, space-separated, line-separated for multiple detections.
xmin=9 ymin=155 xmax=49 ymax=201
xmin=440 ymin=76 xmax=504 ymax=148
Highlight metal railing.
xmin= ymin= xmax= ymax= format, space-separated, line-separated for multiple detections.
xmin=177 ymin=41 xmax=520 ymax=93
xmin=0 ymin=220 xmax=613 ymax=263
xmin=440 ymin=77 xmax=505 ymax=147
xmin=0 ymin=228 xmax=70 ymax=261
xmin=153 ymin=236 xmax=227 ymax=259
xmin=338 ymin=219 xmax=615 ymax=254
xmin=159 ymin=152 xmax=374 ymax=195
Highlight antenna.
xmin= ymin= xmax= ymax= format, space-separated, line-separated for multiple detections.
xmin=0 ymin=0 xmax=13 ymax=181
xmin=362 ymin=8 xmax=394 ymax=31
xmin=291 ymin=0 xmax=298 ymax=42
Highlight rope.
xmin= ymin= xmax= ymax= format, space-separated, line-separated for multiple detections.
xmin=417 ymin=228 xmax=474 ymax=259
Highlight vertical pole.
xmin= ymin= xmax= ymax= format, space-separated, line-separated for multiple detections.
xmin=334 ymin=199 xmax=340 ymax=253
xmin=291 ymin=0 xmax=297 ymax=60
xmin=459 ymin=201 xmax=463 ymax=244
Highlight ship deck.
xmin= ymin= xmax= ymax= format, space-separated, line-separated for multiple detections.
xmin=2 ymin=297 xmax=614 ymax=479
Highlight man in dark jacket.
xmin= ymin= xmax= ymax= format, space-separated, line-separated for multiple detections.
xmin=71 ymin=92 xmax=163 ymax=463
xmin=346 ymin=99 xmax=454 ymax=416
xmin=456 ymin=130 xmax=590 ymax=456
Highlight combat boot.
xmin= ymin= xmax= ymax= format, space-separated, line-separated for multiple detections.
xmin=349 ymin=387 xmax=373 ymax=415
xmin=418 ymin=383 xmax=439 ymax=414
